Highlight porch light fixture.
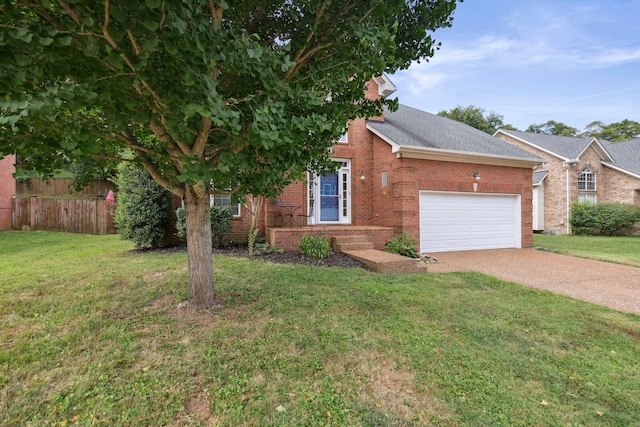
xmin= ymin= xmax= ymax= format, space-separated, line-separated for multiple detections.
xmin=473 ymin=172 xmax=480 ymax=192
xmin=360 ymin=172 xmax=366 ymax=181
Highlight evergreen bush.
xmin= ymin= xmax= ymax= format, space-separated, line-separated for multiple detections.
xmin=114 ymin=162 xmax=171 ymax=248
xmin=175 ymin=205 xmax=232 ymax=247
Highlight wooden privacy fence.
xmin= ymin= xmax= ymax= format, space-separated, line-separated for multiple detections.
xmin=12 ymin=196 xmax=117 ymax=235
xmin=16 ymin=178 xmax=117 ymax=199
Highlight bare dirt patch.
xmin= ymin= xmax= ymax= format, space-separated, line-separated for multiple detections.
xmin=327 ymin=351 xmax=448 ymax=422
xmin=172 ymin=392 xmax=219 ymax=426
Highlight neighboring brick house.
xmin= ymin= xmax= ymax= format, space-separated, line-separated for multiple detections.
xmin=263 ymin=76 xmax=544 ymax=253
xmin=0 ymin=155 xmax=16 ymax=230
xmin=494 ymin=130 xmax=640 ymax=234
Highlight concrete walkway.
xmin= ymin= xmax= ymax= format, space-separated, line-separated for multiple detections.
xmin=426 ymin=248 xmax=640 ymax=316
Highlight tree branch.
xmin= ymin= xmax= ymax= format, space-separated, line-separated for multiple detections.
xmin=283 ymin=1 xmax=374 ymax=83
xmin=100 ymin=0 xmax=168 ymax=112
xmin=192 ymin=117 xmax=212 ymax=158
xmin=156 ymin=116 xmax=193 ymax=156
xmin=126 ymin=29 xmax=141 ymax=55
xmin=120 ymin=129 xmax=183 ymax=197
xmin=140 ymin=154 xmax=183 ymax=198
xmin=285 ymin=41 xmax=335 ymax=82
xmin=120 ymin=129 xmax=166 ymax=158
xmin=56 ymin=0 xmax=82 ymax=25
xmin=159 ymin=1 xmax=166 ymax=30
xmin=209 ymin=0 xmax=224 ymax=26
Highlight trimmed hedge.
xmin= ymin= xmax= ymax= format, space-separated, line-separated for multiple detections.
xmin=570 ymin=201 xmax=640 ymax=235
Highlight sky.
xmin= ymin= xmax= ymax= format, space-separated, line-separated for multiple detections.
xmin=390 ymin=0 xmax=640 ymax=132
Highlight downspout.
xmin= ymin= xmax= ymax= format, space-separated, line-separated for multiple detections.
xmin=563 ymin=159 xmax=579 ymax=234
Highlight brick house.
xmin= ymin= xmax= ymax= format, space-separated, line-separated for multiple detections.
xmin=260 ymin=76 xmax=543 ymax=253
xmin=0 ymin=155 xmax=16 ymax=230
xmin=494 ymin=130 xmax=640 ymax=234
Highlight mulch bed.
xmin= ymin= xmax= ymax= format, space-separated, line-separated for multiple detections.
xmin=213 ymin=246 xmax=368 ymax=269
xmin=136 ymin=245 xmax=368 ymax=270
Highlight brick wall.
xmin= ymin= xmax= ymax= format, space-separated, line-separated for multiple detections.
xmin=268 ymin=77 xmax=535 ymax=251
xmin=267 ymin=226 xmax=396 ymax=252
xmin=0 ymin=155 xmax=16 ymax=230
xmin=601 ymin=166 xmax=640 ymax=204
xmin=270 ymin=116 xmax=534 ymax=250
xmin=369 ymin=138 xmax=534 ymax=247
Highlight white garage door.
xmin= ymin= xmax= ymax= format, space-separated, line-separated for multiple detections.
xmin=419 ymin=191 xmax=521 ymax=253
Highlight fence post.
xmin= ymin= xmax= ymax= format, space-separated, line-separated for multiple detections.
xmin=11 ymin=196 xmax=16 ymax=230
xmin=93 ymin=198 xmax=99 ymax=235
xmin=30 ymin=195 xmax=37 ymax=231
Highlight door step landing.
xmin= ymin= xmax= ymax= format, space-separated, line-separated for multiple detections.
xmin=342 ymin=249 xmax=429 ymax=274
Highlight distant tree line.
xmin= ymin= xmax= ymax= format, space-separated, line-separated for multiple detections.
xmin=437 ymin=105 xmax=640 ymax=141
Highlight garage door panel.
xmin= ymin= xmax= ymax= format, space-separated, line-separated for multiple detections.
xmin=420 ymin=192 xmax=521 ymax=253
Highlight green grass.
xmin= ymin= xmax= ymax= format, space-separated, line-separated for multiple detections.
xmin=1 ymin=231 xmax=640 ymax=426
xmin=534 ymin=234 xmax=640 ymax=267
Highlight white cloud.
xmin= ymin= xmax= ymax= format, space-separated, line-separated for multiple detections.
xmin=594 ymin=48 xmax=640 ymax=66
xmin=392 ymin=1 xmax=640 ymax=129
xmin=432 ymin=35 xmax=516 ymax=65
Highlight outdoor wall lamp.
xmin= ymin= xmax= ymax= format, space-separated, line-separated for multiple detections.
xmin=360 ymin=172 xmax=366 ymax=181
xmin=473 ymin=172 xmax=480 ymax=192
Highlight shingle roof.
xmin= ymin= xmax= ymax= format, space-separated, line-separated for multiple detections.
xmin=499 ymin=130 xmax=640 ymax=178
xmin=366 ymin=105 xmax=543 ymax=162
xmin=499 ymin=130 xmax=592 ymax=160
xmin=533 ymin=170 xmax=548 ymax=185
xmin=601 ymin=138 xmax=640 ymax=177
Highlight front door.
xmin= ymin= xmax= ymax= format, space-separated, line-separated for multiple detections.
xmin=307 ymin=160 xmax=351 ymax=225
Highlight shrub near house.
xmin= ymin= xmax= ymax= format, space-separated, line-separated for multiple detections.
xmin=570 ymin=201 xmax=640 ymax=235
xmin=114 ymin=162 xmax=171 ymax=248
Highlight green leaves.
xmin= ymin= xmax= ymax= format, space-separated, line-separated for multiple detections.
xmin=142 ymin=20 xmax=160 ymax=32
xmin=1 ymin=0 xmax=460 ymax=201
xmin=9 ymin=28 xmax=32 ymax=42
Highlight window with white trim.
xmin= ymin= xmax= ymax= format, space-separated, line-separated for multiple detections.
xmin=210 ymin=194 xmax=240 ymax=217
xmin=578 ymin=166 xmax=596 ymax=191
xmin=578 ymin=193 xmax=596 ymax=203
xmin=338 ymin=131 xmax=348 ymax=143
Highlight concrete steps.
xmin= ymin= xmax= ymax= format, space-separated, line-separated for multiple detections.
xmin=332 ymin=235 xmax=374 ymax=252
xmin=342 ymin=249 xmax=428 ymax=274
xmin=333 ymin=235 xmax=433 ymax=273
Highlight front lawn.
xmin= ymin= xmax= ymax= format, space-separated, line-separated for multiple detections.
xmin=533 ymin=233 xmax=640 ymax=267
xmin=1 ymin=231 xmax=639 ymax=426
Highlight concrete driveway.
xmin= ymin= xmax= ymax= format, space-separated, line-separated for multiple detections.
xmin=427 ymin=248 xmax=640 ymax=316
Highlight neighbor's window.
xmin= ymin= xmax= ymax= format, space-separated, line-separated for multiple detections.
xmin=211 ymin=194 xmax=240 ymax=217
xmin=578 ymin=193 xmax=596 ymax=203
xmin=338 ymin=131 xmax=348 ymax=143
xmin=578 ymin=166 xmax=596 ymax=191
xmin=381 ymin=171 xmax=388 ymax=188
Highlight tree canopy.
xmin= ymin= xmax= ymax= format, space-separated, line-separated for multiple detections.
xmin=582 ymin=120 xmax=640 ymax=141
xmin=0 ymin=0 xmax=460 ymax=308
xmin=438 ymin=107 xmax=639 ymax=141
xmin=437 ymin=105 xmax=516 ymax=134
xmin=525 ymin=120 xmax=579 ymax=137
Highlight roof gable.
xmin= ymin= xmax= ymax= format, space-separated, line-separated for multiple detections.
xmin=495 ymin=130 xmax=592 ymax=160
xmin=497 ymin=130 xmax=640 ymax=179
xmin=366 ymin=105 xmax=543 ymax=167
xmin=533 ymin=170 xmax=548 ymax=186
xmin=600 ymin=138 xmax=640 ymax=178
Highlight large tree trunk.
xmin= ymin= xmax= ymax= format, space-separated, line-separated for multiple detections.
xmin=184 ymin=187 xmax=216 ymax=309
